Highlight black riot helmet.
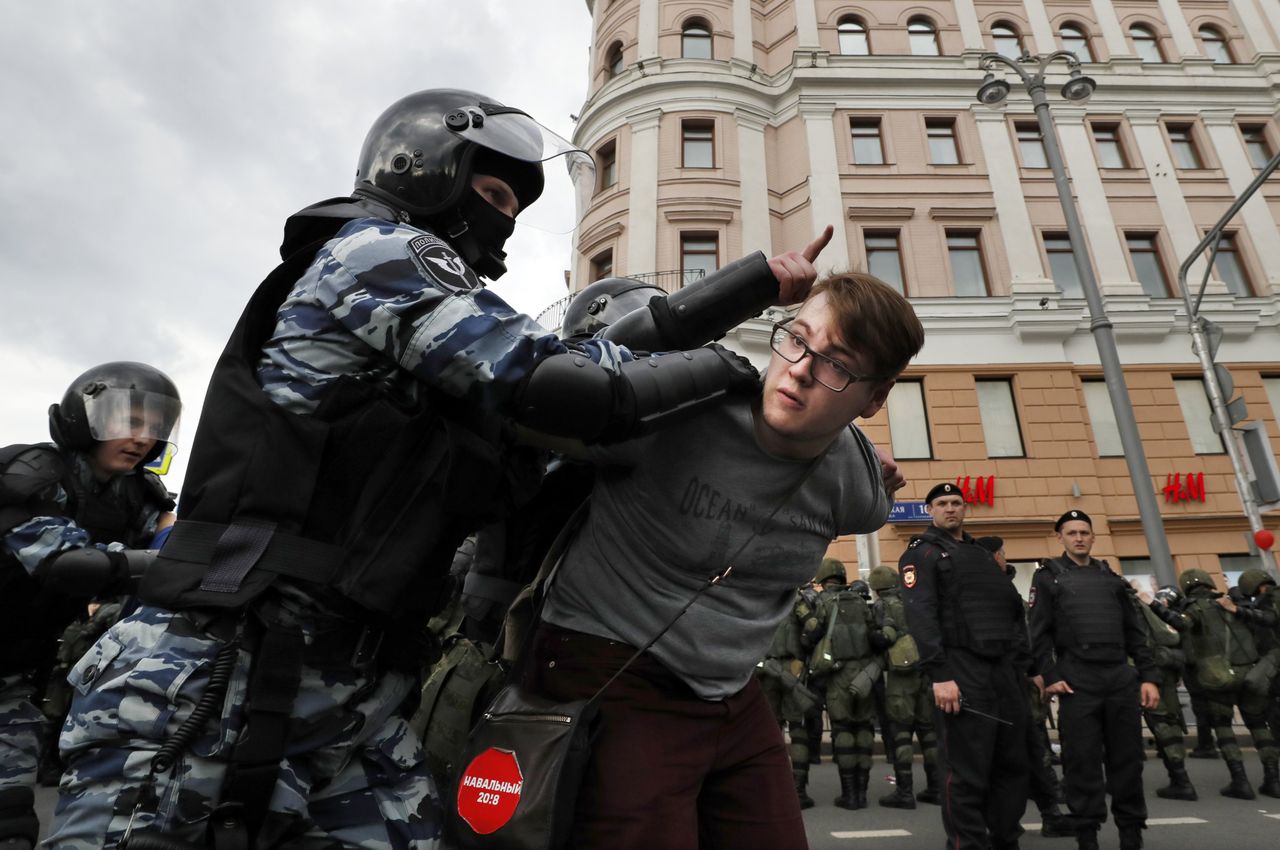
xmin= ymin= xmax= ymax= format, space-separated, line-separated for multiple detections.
xmin=848 ymin=579 xmax=872 ymax=601
xmin=49 ymin=362 xmax=181 ymax=465
xmin=1153 ymin=584 xmax=1183 ymax=607
xmin=353 ymin=89 xmax=592 ymax=280
xmin=562 ymin=276 xmax=666 ymax=339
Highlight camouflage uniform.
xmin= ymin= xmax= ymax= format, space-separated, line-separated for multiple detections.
xmin=49 ymin=214 xmax=635 ymax=849
xmin=1130 ymin=593 xmax=1195 ymax=799
xmin=815 ymin=583 xmax=878 ymax=809
xmin=868 ymin=566 xmax=938 ymax=808
xmin=755 ymin=586 xmax=820 ymax=808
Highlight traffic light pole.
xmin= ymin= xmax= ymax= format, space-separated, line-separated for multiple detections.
xmin=1177 ymin=148 xmax=1280 ymax=578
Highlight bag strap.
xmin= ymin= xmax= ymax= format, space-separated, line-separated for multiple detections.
xmin=580 ymin=452 xmax=826 ymax=710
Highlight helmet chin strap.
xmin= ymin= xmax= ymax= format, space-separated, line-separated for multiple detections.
xmin=437 ymin=189 xmax=516 ymax=281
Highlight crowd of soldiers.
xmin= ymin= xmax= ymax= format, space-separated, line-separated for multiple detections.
xmin=756 ymin=500 xmax=1280 ymax=844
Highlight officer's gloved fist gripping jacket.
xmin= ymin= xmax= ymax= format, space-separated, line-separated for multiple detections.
xmin=515 ymin=343 xmax=760 ymax=443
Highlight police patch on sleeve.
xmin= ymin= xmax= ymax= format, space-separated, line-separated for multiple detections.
xmin=1028 ymin=585 xmax=1038 ymax=607
xmin=407 ymin=233 xmax=479 ymax=293
xmin=902 ymin=564 xmax=917 ymax=589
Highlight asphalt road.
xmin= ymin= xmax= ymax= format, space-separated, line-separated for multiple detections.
xmin=34 ymin=747 xmax=1280 ymax=847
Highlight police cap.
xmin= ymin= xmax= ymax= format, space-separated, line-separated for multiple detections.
xmin=976 ymin=536 xmax=1004 ymax=554
xmin=925 ymin=482 xmax=963 ymax=504
xmin=1054 ymin=510 xmax=1091 ymax=532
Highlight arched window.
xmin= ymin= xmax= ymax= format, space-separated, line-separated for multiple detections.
xmin=838 ymin=17 xmax=869 ymax=56
xmin=908 ymin=17 xmax=940 ymax=57
xmin=1059 ymin=24 xmax=1093 ymax=62
xmin=1129 ymin=25 xmax=1163 ymax=63
xmin=992 ymin=22 xmax=1023 ymax=60
xmin=682 ymin=19 xmax=712 ymax=59
xmin=1199 ymin=25 xmax=1232 ymax=64
xmin=605 ymin=41 xmax=624 ymax=77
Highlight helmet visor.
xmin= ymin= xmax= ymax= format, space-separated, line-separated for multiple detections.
xmin=455 ymin=107 xmax=596 ymax=235
xmin=83 ymin=388 xmax=181 ymax=446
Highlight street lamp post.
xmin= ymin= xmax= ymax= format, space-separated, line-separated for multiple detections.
xmin=977 ymin=51 xmax=1177 ymax=587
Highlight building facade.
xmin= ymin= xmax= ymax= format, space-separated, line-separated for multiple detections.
xmin=566 ymin=0 xmax=1280 ymax=592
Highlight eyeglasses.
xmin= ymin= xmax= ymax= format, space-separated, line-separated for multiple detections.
xmin=769 ymin=321 xmax=886 ymax=392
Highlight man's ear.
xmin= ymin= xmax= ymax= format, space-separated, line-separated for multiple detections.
xmin=856 ymin=378 xmax=896 ymax=419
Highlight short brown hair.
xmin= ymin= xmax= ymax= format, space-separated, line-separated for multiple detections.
xmin=809 ymin=271 xmax=924 ymax=378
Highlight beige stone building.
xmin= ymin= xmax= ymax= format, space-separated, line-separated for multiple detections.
xmin=558 ymin=0 xmax=1280 ymax=593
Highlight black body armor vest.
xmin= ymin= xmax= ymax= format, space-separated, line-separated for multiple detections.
xmin=1043 ymin=557 xmax=1126 ymax=651
xmin=0 ymin=443 xmax=170 ymax=675
xmin=140 ymin=202 xmax=544 ymax=623
xmin=921 ymin=531 xmax=1023 ymax=657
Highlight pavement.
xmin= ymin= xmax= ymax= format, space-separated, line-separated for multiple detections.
xmin=33 ymin=746 xmax=1279 ymax=848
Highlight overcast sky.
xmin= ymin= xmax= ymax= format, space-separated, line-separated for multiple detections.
xmin=0 ymin=0 xmax=595 ymax=491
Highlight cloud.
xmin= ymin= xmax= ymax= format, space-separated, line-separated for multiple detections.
xmin=0 ymin=0 xmax=593 ymax=491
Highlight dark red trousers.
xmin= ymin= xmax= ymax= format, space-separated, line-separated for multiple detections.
xmin=525 ymin=625 xmax=808 ymax=850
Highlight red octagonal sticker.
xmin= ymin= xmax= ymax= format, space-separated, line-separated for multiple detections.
xmin=456 ymin=747 xmax=524 ymax=835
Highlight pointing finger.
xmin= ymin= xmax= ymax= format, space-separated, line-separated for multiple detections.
xmin=802 ymin=225 xmax=835 ymax=263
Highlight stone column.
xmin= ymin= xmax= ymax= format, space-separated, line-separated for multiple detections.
xmin=1126 ymin=108 xmax=1220 ymax=293
xmin=954 ymin=0 xmax=986 ymax=52
xmin=799 ymin=103 xmax=851 ymax=268
xmin=1023 ymin=0 xmax=1058 ymax=56
xmin=794 ymin=0 xmax=820 ymax=48
xmin=1256 ymin=0 xmax=1280 ymax=50
xmin=1229 ymin=0 xmax=1279 ymax=54
xmin=736 ymin=109 xmax=773 ymax=255
xmin=626 ymin=109 xmax=662 ymax=273
xmin=1201 ymin=109 xmax=1280 ymax=294
xmin=1157 ymin=0 xmax=1201 ymax=59
xmin=973 ymin=110 xmax=1053 ymax=289
xmin=1090 ymin=0 xmax=1132 ymax=58
xmin=638 ymin=0 xmax=659 ymax=60
xmin=1053 ymin=107 xmax=1142 ymax=295
xmin=733 ymin=0 xmax=754 ymax=62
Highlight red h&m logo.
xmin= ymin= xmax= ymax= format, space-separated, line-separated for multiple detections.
xmin=954 ymin=475 xmax=995 ymax=506
xmin=1163 ymin=472 xmax=1206 ymax=504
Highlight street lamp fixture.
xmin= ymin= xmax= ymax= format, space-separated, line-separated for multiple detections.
xmin=974 ymin=51 xmax=1178 ymax=587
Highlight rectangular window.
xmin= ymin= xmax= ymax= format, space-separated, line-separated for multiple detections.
xmin=1082 ymin=380 xmax=1123 ymax=456
xmin=1044 ymin=234 xmax=1083 ymax=298
xmin=590 ymin=250 xmax=613 ymax=282
xmin=1166 ymin=124 xmax=1203 ymax=169
xmin=887 ymin=380 xmax=931 ymax=459
xmin=947 ymin=231 xmax=988 ymax=296
xmin=864 ymin=231 xmax=905 ymax=294
xmin=1219 ymin=555 xmax=1260 ymax=591
xmin=1265 ymin=376 xmax=1280 ymax=422
xmin=1211 ymin=233 xmax=1252 ymax=296
xmin=1174 ymin=378 xmax=1226 ymax=455
xmin=1092 ymin=124 xmax=1128 ymax=169
xmin=1119 ymin=558 xmax=1156 ymax=596
xmin=1242 ymin=125 xmax=1274 ymax=170
xmin=1016 ymin=123 xmax=1047 ymax=168
xmin=681 ymin=121 xmax=714 ymax=168
xmin=926 ymin=119 xmax=960 ymax=165
xmin=680 ymin=234 xmax=718 ymax=286
xmin=850 ymin=118 xmax=885 ymax=165
xmin=976 ymin=380 xmax=1025 ymax=458
xmin=597 ymin=140 xmax=617 ymax=190
xmin=1125 ymin=234 xmax=1170 ymax=298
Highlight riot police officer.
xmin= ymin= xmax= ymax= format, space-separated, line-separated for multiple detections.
xmin=1161 ymin=568 xmax=1278 ymax=800
xmin=901 ymin=482 xmax=1030 ymax=850
xmin=1029 ymin=511 xmax=1160 ymax=850
xmin=50 ymin=89 xmax=833 ymax=850
xmin=868 ymin=564 xmax=939 ymax=809
xmin=756 ymin=583 xmax=822 ymax=809
xmin=1 ymin=362 xmax=180 ymax=850
xmin=1131 ymin=582 xmax=1197 ymax=801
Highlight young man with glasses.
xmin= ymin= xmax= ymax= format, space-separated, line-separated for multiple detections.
xmin=527 ymin=271 xmax=925 ymax=849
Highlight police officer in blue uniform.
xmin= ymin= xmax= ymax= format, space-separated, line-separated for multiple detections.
xmin=1029 ymin=510 xmax=1160 ymax=850
xmin=900 ymin=482 xmax=1030 ymax=850
xmin=48 ymin=89 xmax=832 ymax=850
xmin=1 ymin=362 xmax=180 ymax=850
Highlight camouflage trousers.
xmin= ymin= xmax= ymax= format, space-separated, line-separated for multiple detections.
xmin=826 ymin=663 xmax=876 ymax=771
xmin=1205 ymin=683 xmax=1278 ymax=766
xmin=48 ymin=605 xmax=443 ymax=850
xmin=1 ymin=674 xmax=45 ymax=842
xmin=1144 ymin=674 xmax=1187 ymax=770
xmin=884 ymin=670 xmax=937 ymax=773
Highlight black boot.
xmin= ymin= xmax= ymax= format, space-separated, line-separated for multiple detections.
xmin=1260 ymin=761 xmax=1280 ymax=799
xmin=834 ymin=769 xmax=860 ymax=809
xmin=916 ymin=762 xmax=942 ymax=805
xmin=852 ymin=766 xmax=870 ymax=809
xmin=794 ymin=769 xmax=815 ymax=810
xmin=1038 ymin=803 xmax=1076 ymax=839
xmin=1118 ymin=825 xmax=1144 ymax=850
xmin=879 ymin=769 xmax=915 ymax=809
xmin=1076 ymin=828 xmax=1099 ymax=850
xmin=1155 ymin=764 xmax=1198 ymax=801
xmin=1220 ymin=759 xmax=1257 ymax=800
